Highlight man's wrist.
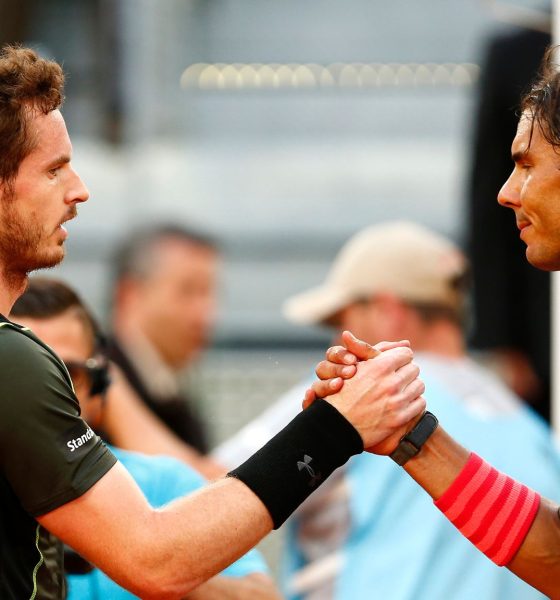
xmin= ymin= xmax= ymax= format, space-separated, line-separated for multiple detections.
xmin=402 ymin=425 xmax=470 ymax=499
xmin=228 ymin=399 xmax=363 ymax=528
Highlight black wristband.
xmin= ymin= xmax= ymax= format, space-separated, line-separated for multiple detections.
xmin=227 ymin=399 xmax=363 ymax=528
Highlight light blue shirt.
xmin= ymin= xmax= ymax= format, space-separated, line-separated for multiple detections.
xmin=67 ymin=446 xmax=268 ymax=599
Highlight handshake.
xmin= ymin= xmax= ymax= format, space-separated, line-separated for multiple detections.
xmin=304 ymin=330 xmax=428 ymax=457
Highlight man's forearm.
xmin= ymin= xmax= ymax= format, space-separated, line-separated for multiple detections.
xmin=508 ymin=498 xmax=560 ymax=598
xmin=41 ymin=401 xmax=362 ymax=599
xmin=42 ymin=473 xmax=273 ymax=599
xmin=403 ymin=426 xmax=560 ymax=598
xmin=403 ymin=425 xmax=470 ymax=497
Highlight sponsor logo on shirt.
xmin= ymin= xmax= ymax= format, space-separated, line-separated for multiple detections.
xmin=67 ymin=427 xmax=95 ymax=452
xmin=59 ymin=420 xmax=97 ymax=459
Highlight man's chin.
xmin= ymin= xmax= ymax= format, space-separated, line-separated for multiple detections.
xmin=525 ymin=247 xmax=560 ymax=272
xmin=29 ymin=248 xmax=65 ymax=273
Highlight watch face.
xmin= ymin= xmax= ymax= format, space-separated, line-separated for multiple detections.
xmin=391 ymin=412 xmax=438 ymax=466
xmin=408 ymin=412 xmax=438 ymax=445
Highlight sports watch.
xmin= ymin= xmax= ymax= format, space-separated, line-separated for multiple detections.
xmin=389 ymin=411 xmax=439 ymax=466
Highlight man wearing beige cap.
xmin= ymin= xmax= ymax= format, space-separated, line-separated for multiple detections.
xmin=214 ymin=221 xmax=560 ymax=600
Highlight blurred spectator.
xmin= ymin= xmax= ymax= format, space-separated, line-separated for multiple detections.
xmin=10 ymin=277 xmax=280 ymax=600
xmin=108 ymin=225 xmax=219 ymax=453
xmin=215 ymin=222 xmax=560 ymax=600
xmin=466 ymin=26 xmax=551 ymax=421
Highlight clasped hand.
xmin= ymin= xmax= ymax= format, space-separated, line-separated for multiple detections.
xmin=304 ymin=331 xmax=426 ymax=455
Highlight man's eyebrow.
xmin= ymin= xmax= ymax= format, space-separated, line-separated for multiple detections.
xmin=45 ymin=154 xmax=71 ymax=170
xmin=512 ymin=150 xmax=528 ymax=163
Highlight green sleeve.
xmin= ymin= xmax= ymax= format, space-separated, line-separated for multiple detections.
xmin=0 ymin=327 xmax=117 ymax=516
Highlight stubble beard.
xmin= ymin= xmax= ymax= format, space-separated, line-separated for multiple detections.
xmin=0 ymin=196 xmax=65 ymax=287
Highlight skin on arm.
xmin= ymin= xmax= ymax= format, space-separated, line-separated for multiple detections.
xmin=39 ymin=464 xmax=273 ymax=600
xmin=102 ymin=366 xmax=225 ymax=479
xmin=314 ymin=331 xmax=560 ymax=599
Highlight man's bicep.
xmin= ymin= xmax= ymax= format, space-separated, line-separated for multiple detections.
xmin=0 ymin=331 xmax=120 ymax=514
xmin=37 ymin=461 xmax=154 ymax=589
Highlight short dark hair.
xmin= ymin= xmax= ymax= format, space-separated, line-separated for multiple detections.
xmin=10 ymin=277 xmax=100 ymax=350
xmin=521 ymin=46 xmax=560 ymax=150
xmin=0 ymin=45 xmax=65 ymax=188
xmin=112 ymin=224 xmax=218 ymax=283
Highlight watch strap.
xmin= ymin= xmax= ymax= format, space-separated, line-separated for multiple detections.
xmin=390 ymin=411 xmax=438 ymax=466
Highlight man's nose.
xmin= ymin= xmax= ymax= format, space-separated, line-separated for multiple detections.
xmin=497 ymin=171 xmax=521 ymax=209
xmin=66 ymin=168 xmax=90 ymax=204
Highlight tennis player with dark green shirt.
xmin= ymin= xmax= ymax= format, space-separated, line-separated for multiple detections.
xmin=0 ymin=45 xmax=425 ymax=599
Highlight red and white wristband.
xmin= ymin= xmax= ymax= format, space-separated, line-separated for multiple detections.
xmin=434 ymin=453 xmax=541 ymax=566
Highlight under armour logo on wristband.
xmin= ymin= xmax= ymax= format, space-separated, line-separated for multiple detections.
xmin=297 ymin=454 xmax=322 ymax=487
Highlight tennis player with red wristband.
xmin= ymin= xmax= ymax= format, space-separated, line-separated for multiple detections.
xmin=307 ymin=47 xmax=560 ymax=598
xmin=310 ymin=330 xmax=560 ymax=598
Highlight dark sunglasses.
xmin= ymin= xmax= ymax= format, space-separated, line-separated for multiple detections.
xmin=64 ymin=358 xmax=111 ymax=396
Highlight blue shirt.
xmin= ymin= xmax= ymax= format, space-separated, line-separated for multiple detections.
xmin=67 ymin=447 xmax=268 ymax=599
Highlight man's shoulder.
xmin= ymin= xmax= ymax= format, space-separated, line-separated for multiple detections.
xmin=0 ymin=321 xmax=72 ymax=427
xmin=0 ymin=321 xmax=59 ymax=369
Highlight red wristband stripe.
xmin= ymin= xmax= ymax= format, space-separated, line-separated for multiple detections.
xmin=467 ymin=472 xmax=514 ymax=543
xmin=489 ymin=486 xmax=540 ymax=566
xmin=451 ymin=466 xmax=501 ymax=532
xmin=438 ymin=455 xmax=493 ymax=521
xmin=434 ymin=453 xmax=541 ymax=566
xmin=458 ymin=470 xmax=509 ymax=538
xmin=477 ymin=480 xmax=527 ymax=556
xmin=496 ymin=490 xmax=540 ymax=566
xmin=433 ymin=453 xmax=483 ymax=513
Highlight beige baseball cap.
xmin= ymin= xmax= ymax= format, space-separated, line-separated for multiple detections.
xmin=283 ymin=221 xmax=468 ymax=325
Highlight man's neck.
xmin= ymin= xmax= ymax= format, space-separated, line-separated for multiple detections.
xmin=0 ymin=270 xmax=28 ymax=316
